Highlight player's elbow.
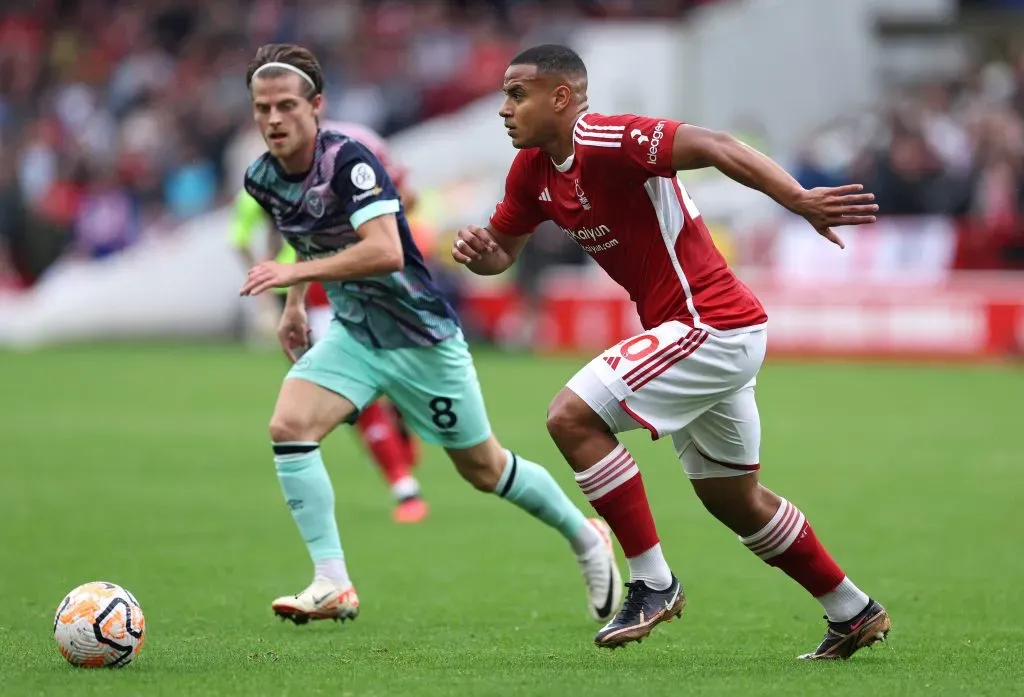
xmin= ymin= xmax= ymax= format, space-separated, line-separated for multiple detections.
xmin=377 ymin=246 xmax=404 ymax=273
xmin=369 ymin=232 xmax=404 ymax=273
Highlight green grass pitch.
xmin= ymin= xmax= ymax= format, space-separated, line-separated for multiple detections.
xmin=1 ymin=344 xmax=1022 ymax=696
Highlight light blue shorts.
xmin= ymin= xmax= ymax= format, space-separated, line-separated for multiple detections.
xmin=288 ymin=320 xmax=492 ymax=449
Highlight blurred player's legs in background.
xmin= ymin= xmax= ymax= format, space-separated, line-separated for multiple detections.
xmin=496 ymin=222 xmax=588 ymax=350
xmin=549 ymin=322 xmax=889 ymax=656
xmin=289 ymin=284 xmax=428 ymax=524
xmin=305 ymin=304 xmax=333 ymax=345
xmin=354 ymin=402 xmax=427 ymax=523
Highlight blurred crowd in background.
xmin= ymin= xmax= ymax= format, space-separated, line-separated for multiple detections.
xmin=792 ymin=54 xmax=1024 ymax=269
xmin=0 ymin=0 xmax=722 ymax=290
xmin=1 ymin=0 xmax=1023 ymax=293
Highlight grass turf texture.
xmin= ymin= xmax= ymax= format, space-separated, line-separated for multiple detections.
xmin=1 ymin=344 xmax=1021 ymax=696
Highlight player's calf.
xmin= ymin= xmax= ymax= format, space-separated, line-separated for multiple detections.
xmin=445 ymin=436 xmax=591 ymax=543
xmin=689 ymin=470 xmax=777 ymax=536
xmin=445 ymin=434 xmax=619 ymax=621
xmin=688 ymin=463 xmax=884 ymax=658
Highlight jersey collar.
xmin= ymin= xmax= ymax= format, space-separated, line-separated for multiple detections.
xmin=553 ymin=151 xmax=575 ymax=172
xmin=552 ymin=113 xmax=590 ymax=173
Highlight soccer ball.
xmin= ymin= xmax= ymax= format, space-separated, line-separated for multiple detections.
xmin=53 ymin=581 xmax=146 ymax=667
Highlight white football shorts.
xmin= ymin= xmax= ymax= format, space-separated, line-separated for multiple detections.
xmin=566 ymin=320 xmax=767 ymax=479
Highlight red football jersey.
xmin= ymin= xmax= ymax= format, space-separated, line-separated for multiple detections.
xmin=490 ymin=113 xmax=767 ymax=334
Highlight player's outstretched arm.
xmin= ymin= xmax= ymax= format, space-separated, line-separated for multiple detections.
xmin=452 ymin=224 xmax=529 ymax=276
xmin=670 ymin=125 xmax=878 ymax=248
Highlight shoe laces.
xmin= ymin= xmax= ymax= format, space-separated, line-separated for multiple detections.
xmin=620 ymin=581 xmax=649 ymax=616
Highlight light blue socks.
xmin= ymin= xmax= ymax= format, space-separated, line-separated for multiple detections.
xmin=272 ymin=442 xmax=345 ymax=564
xmin=495 ymin=449 xmax=597 ymax=554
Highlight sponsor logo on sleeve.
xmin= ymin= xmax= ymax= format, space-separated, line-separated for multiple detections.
xmin=647 ymin=121 xmax=666 ymax=165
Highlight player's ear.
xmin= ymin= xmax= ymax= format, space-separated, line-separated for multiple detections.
xmin=310 ymin=93 xmax=324 ymax=117
xmin=551 ymin=84 xmax=573 ymax=113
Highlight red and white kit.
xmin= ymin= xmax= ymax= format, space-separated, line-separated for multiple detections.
xmin=491 ymin=113 xmax=769 ymax=478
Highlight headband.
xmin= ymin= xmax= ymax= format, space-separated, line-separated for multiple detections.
xmin=252 ymin=62 xmax=316 ymax=90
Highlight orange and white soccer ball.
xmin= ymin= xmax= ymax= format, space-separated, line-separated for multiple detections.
xmin=53 ymin=581 xmax=146 ymax=667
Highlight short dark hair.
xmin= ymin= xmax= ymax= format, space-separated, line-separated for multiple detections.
xmin=245 ymin=44 xmax=324 ymax=99
xmin=509 ymin=44 xmax=587 ymax=79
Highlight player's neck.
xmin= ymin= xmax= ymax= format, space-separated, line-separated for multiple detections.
xmin=277 ymin=138 xmax=318 ymax=177
xmin=543 ymin=113 xmax=586 ymax=166
xmin=543 ymin=132 xmax=576 ymax=166
xmin=544 ymin=139 xmax=574 ymax=166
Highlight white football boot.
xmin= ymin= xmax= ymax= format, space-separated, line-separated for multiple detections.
xmin=271 ymin=578 xmax=360 ymax=625
xmin=578 ymin=518 xmax=624 ymax=622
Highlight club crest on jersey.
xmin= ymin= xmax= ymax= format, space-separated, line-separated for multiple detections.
xmin=304 ymin=190 xmax=325 ymax=218
xmin=575 ymin=179 xmax=591 ymax=210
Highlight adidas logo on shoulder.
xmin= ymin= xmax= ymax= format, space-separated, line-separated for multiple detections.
xmin=538 ymin=187 xmax=552 ymax=202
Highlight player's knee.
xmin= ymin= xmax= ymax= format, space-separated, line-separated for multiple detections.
xmin=691 ymin=475 xmax=762 ymax=524
xmin=456 ymin=454 xmax=503 ymax=491
xmin=268 ymin=412 xmax=318 ymax=443
xmin=448 ymin=438 xmax=504 ymax=492
xmin=546 ymin=389 xmax=606 ymax=448
xmin=692 ymin=483 xmax=730 ymax=521
xmin=460 ymin=461 xmax=502 ymax=492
